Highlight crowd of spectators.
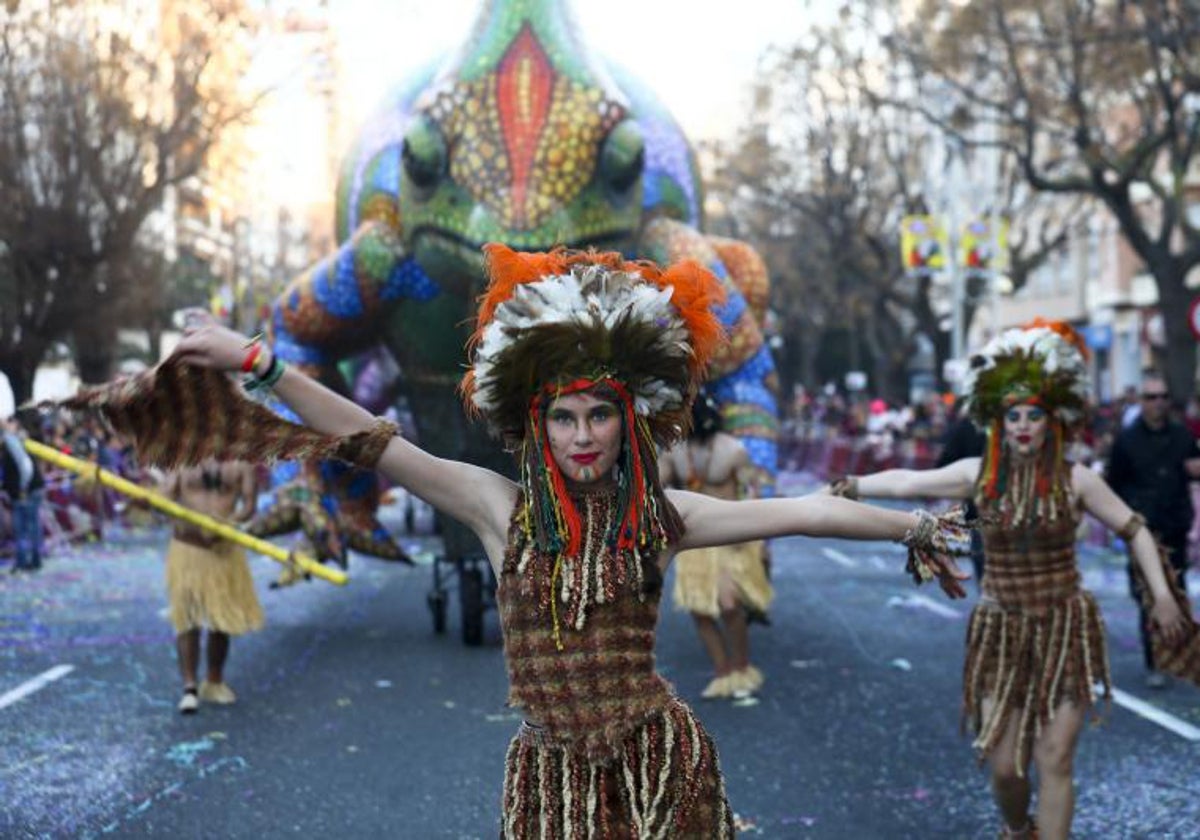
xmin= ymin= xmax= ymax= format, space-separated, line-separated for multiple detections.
xmin=1 ymin=411 xmax=153 ymax=569
xmin=780 ymin=383 xmax=1200 ymax=562
xmin=781 ymin=385 xmax=1200 ymax=479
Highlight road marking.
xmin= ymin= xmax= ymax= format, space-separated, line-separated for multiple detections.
xmin=1109 ymin=686 xmax=1200 ymax=741
xmin=821 ymin=547 xmax=858 ymax=568
xmin=0 ymin=664 xmax=75 ymax=710
xmin=886 ymin=593 xmax=963 ymax=619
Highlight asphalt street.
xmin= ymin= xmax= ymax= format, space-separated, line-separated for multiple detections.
xmin=3 ymin=480 xmax=1199 ymax=838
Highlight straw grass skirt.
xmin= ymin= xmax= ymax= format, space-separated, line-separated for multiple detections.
xmin=672 ymin=540 xmax=773 ymax=617
xmin=166 ymin=537 xmax=263 ymax=635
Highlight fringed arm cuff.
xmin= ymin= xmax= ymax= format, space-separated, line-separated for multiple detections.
xmin=900 ymin=507 xmax=972 ymax=596
xmin=331 ymin=417 xmax=399 ymax=470
xmin=1117 ymin=512 xmax=1146 ymax=543
xmin=829 ymin=476 xmax=859 ymax=500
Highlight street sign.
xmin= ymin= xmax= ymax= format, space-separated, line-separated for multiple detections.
xmin=900 ymin=215 xmax=947 ymax=272
xmin=1190 ymin=297 xmax=1200 ymax=341
xmin=1081 ymin=324 xmax=1113 ymax=351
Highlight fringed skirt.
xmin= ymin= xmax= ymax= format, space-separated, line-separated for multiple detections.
xmin=165 ymin=537 xmax=264 ymax=635
xmin=672 ymin=541 xmax=773 ymax=618
xmin=962 ymin=590 xmax=1110 ymax=775
xmin=501 ymin=698 xmax=734 ymax=839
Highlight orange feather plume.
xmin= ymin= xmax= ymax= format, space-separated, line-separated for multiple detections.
xmin=470 ymin=243 xmax=726 ymax=370
xmin=653 ymin=259 xmax=727 ymax=373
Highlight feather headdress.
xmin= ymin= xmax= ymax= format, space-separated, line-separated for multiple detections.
xmin=461 ymin=244 xmax=725 ymax=447
xmin=964 ymin=319 xmax=1090 ymax=514
xmin=963 ymin=318 xmax=1090 ymax=430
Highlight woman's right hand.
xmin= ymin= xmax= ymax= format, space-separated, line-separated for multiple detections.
xmin=171 ymin=310 xmax=259 ymax=374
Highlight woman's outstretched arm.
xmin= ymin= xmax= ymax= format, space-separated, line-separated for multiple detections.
xmin=825 ymin=457 xmax=981 ymax=501
xmin=1073 ymin=464 xmax=1188 ymax=643
xmin=171 ymin=319 xmax=517 ymax=557
xmin=668 ymin=491 xmax=970 ymax=597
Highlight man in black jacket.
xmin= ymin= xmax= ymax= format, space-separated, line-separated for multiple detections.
xmin=1106 ymin=373 xmax=1200 ymax=688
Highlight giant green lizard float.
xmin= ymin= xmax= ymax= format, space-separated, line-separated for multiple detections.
xmin=259 ymin=0 xmax=779 ymax=562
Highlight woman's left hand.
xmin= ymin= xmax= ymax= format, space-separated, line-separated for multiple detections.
xmin=1151 ymin=595 xmax=1189 ymax=646
xmin=930 ymin=556 xmax=970 ymax=600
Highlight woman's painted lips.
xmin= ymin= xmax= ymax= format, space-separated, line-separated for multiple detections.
xmin=571 ymin=453 xmax=600 ymax=464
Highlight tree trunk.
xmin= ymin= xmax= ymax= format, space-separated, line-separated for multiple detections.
xmin=0 ymin=340 xmax=47 ymax=406
xmin=861 ymin=315 xmax=887 ymax=397
xmin=73 ymin=324 xmax=117 ymax=384
xmin=1154 ymin=262 xmax=1197 ymax=402
xmin=798 ymin=324 xmax=820 ymax=393
xmin=1 ymin=360 xmax=33 ymax=406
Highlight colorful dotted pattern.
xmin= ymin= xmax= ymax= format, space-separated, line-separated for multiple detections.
xmin=381 ymin=259 xmax=439 ymax=303
xmin=423 ymin=25 xmax=625 ymax=232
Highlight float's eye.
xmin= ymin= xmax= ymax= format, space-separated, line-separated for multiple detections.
xmin=401 ymin=116 xmax=447 ymax=191
xmin=598 ymin=119 xmax=644 ymax=195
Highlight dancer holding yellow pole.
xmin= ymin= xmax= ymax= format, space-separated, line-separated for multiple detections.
xmin=161 ymin=459 xmax=263 ymax=713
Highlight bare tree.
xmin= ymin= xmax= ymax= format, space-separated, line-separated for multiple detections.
xmin=709 ymin=32 xmax=947 ymax=400
xmin=709 ymin=2 xmax=1098 ymax=400
xmin=0 ymin=0 xmax=254 ymax=401
xmin=884 ymin=0 xmax=1200 ymax=398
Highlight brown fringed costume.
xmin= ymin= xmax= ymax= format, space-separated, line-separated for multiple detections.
xmin=965 ymin=479 xmax=1200 ymax=775
xmin=50 ymin=357 xmax=397 ymax=472
xmin=963 ymin=461 xmax=1110 ymax=775
xmin=498 ymin=488 xmax=734 ymax=838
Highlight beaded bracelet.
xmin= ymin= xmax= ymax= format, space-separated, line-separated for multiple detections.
xmin=241 ymin=341 xmax=263 ymax=373
xmin=243 ymin=353 xmax=286 ymax=393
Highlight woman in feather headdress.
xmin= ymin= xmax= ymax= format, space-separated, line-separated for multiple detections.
xmin=171 ymin=244 xmax=970 ymax=838
xmin=825 ymin=320 xmax=1193 ymax=840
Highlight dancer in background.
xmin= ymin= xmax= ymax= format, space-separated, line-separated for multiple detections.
xmin=162 ymin=460 xmax=262 ymax=713
xmin=660 ymin=391 xmax=773 ymax=699
xmin=827 ymin=321 xmax=1192 ymax=840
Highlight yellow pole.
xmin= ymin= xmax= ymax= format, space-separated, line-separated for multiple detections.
xmin=23 ymin=439 xmax=347 ymax=586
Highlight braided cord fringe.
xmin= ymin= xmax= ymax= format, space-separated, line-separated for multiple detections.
xmin=501 ymin=700 xmax=733 ymax=839
xmin=962 ymin=593 xmax=1110 ymax=777
xmin=901 ymin=507 xmax=971 ymax=586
